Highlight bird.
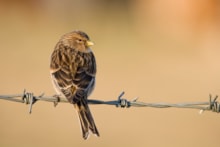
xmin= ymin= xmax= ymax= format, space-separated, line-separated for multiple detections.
xmin=50 ymin=30 xmax=99 ymax=139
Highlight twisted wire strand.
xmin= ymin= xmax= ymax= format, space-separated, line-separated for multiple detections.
xmin=0 ymin=89 xmax=219 ymax=114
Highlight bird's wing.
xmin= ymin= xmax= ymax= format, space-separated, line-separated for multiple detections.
xmin=71 ymin=51 xmax=96 ymax=102
xmin=50 ymin=44 xmax=80 ymax=102
xmin=73 ymin=51 xmax=96 ymax=90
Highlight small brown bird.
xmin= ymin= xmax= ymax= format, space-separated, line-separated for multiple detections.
xmin=50 ymin=30 xmax=99 ymax=139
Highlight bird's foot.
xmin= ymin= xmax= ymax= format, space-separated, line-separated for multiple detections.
xmin=53 ymin=94 xmax=61 ymax=107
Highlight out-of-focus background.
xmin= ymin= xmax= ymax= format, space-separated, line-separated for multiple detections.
xmin=0 ymin=0 xmax=220 ymax=146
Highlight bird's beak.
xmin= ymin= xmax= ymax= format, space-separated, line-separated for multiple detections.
xmin=86 ymin=40 xmax=94 ymax=47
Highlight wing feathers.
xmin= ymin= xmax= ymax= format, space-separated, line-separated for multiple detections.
xmin=50 ymin=43 xmax=96 ymax=100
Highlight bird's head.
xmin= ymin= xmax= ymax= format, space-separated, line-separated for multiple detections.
xmin=61 ymin=30 xmax=94 ymax=53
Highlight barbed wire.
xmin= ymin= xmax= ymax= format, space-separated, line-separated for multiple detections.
xmin=0 ymin=89 xmax=219 ymax=114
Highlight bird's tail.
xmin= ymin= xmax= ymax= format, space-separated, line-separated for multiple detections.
xmin=74 ymin=100 xmax=99 ymax=139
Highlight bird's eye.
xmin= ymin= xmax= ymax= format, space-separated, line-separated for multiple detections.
xmin=78 ymin=39 xmax=82 ymax=42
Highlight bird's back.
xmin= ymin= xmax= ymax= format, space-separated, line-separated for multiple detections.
xmin=50 ymin=42 xmax=96 ymax=103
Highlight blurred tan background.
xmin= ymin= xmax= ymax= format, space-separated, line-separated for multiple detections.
xmin=0 ymin=0 xmax=220 ymax=146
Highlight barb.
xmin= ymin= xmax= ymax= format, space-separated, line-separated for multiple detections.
xmin=0 ymin=90 xmax=219 ymax=114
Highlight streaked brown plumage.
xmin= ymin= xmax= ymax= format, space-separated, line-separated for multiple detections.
xmin=50 ymin=30 xmax=99 ymax=139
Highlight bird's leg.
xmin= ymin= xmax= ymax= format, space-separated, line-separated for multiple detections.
xmin=53 ymin=94 xmax=61 ymax=107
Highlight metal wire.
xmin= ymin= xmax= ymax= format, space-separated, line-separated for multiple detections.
xmin=0 ymin=89 xmax=219 ymax=114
